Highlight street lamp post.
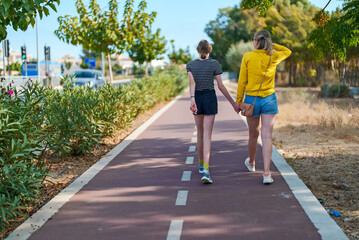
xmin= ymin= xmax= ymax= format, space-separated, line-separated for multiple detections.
xmin=36 ymin=13 xmax=41 ymax=83
xmin=2 ymin=41 xmax=5 ymax=79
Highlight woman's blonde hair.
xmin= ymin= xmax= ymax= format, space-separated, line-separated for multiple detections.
xmin=254 ymin=30 xmax=273 ymax=55
xmin=197 ymin=40 xmax=212 ymax=59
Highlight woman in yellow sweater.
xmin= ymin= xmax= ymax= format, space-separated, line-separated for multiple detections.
xmin=236 ymin=30 xmax=291 ymax=184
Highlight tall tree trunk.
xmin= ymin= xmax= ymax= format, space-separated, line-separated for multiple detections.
xmin=288 ymin=60 xmax=292 ymax=86
xmin=145 ymin=63 xmax=149 ymax=76
xmin=293 ymin=62 xmax=297 ymax=87
xmin=342 ymin=63 xmax=346 ymax=86
xmin=101 ymin=52 xmax=105 ymax=78
xmin=107 ymin=53 xmax=113 ymax=84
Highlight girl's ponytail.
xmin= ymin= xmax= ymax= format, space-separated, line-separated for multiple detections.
xmin=197 ymin=40 xmax=212 ymax=59
xmin=254 ymin=30 xmax=273 ymax=56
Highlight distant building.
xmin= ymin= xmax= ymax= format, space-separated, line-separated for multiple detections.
xmin=59 ymin=54 xmax=82 ymax=75
xmin=0 ymin=49 xmax=33 ymax=66
xmin=9 ymin=50 xmax=33 ymax=63
xmin=113 ymin=54 xmax=166 ymax=75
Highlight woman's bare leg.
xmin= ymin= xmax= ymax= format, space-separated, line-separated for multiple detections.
xmin=260 ymin=114 xmax=276 ymax=175
xmin=194 ymin=115 xmax=204 ymax=162
xmin=203 ymin=115 xmax=216 ymax=166
xmin=246 ymin=116 xmax=260 ymax=167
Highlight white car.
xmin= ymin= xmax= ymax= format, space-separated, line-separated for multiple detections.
xmin=72 ymin=69 xmax=106 ymax=89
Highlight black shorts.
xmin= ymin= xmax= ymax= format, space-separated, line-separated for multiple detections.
xmin=195 ymin=89 xmax=218 ymax=115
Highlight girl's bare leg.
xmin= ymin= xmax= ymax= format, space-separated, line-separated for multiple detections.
xmin=246 ymin=116 xmax=260 ymax=167
xmin=260 ymin=114 xmax=276 ymax=175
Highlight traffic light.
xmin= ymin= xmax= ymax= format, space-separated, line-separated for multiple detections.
xmin=3 ymin=40 xmax=9 ymax=57
xmin=21 ymin=46 xmax=26 ymax=60
xmin=44 ymin=46 xmax=50 ymax=61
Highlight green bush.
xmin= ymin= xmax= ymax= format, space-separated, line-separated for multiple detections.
xmin=0 ymin=109 xmax=47 ymax=231
xmin=44 ymin=86 xmax=104 ymax=156
xmin=320 ymin=84 xmax=352 ymax=98
xmin=225 ymin=41 xmax=253 ymax=74
xmin=0 ymin=81 xmax=49 ymax=231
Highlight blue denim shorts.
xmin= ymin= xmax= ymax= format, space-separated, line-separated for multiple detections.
xmin=244 ymin=93 xmax=278 ymax=118
xmin=195 ymin=89 xmax=218 ymax=115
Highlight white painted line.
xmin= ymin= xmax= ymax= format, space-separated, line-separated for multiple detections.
xmin=185 ymin=156 xmax=194 ymax=165
xmin=232 ymin=95 xmax=348 ymax=240
xmin=6 ymin=94 xmax=184 ymax=240
xmin=166 ymin=220 xmax=183 ymax=240
xmin=188 ymin=145 xmax=196 ymax=152
xmin=181 ymin=171 xmax=192 ymax=181
xmin=191 ymin=137 xmax=196 ymax=143
xmin=175 ymin=190 xmax=188 ymax=206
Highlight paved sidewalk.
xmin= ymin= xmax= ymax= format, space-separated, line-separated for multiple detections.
xmin=7 ymin=90 xmax=348 ymax=240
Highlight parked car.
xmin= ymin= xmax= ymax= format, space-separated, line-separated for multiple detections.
xmin=71 ymin=69 xmax=106 ymax=89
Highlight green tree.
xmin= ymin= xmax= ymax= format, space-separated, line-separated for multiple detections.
xmin=7 ymin=62 xmax=22 ymax=72
xmin=265 ymin=0 xmax=317 ymax=86
xmin=0 ymin=0 xmax=60 ymax=40
xmin=308 ymin=9 xmax=358 ymax=84
xmin=112 ymin=63 xmax=123 ymax=73
xmin=240 ymin=0 xmax=274 ymax=16
xmin=167 ymin=40 xmax=193 ymax=65
xmin=55 ymin=0 xmax=156 ymax=83
xmin=241 ymin=0 xmax=359 ymax=79
xmin=128 ymin=28 xmax=166 ymax=75
xmin=206 ymin=0 xmax=317 ymax=85
xmin=64 ymin=61 xmax=72 ymax=70
xmin=341 ymin=0 xmax=359 ymax=28
xmin=225 ymin=41 xmax=253 ymax=74
xmin=80 ymin=49 xmax=101 ymax=59
xmin=80 ymin=62 xmax=90 ymax=69
xmin=204 ymin=6 xmax=265 ymax=70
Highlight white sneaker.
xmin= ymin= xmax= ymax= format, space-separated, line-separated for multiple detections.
xmin=263 ymin=174 xmax=274 ymax=184
xmin=244 ymin=157 xmax=255 ymax=172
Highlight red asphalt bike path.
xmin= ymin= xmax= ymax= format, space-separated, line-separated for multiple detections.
xmin=22 ymin=90 xmax=326 ymax=240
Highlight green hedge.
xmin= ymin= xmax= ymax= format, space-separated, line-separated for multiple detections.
xmin=320 ymin=84 xmax=352 ymax=98
xmin=0 ymin=65 xmax=187 ymax=231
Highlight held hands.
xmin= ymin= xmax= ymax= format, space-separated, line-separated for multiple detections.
xmin=190 ymin=98 xmax=198 ymax=115
xmin=232 ymin=102 xmax=241 ymax=114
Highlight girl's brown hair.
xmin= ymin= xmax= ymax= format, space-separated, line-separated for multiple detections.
xmin=197 ymin=40 xmax=212 ymax=59
xmin=254 ymin=30 xmax=274 ymax=55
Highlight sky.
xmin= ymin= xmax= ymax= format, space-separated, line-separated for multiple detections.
xmin=5 ymin=0 xmax=343 ymax=61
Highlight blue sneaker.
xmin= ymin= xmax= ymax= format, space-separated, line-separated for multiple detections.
xmin=199 ymin=165 xmax=204 ymax=174
xmin=201 ymin=171 xmax=213 ymax=184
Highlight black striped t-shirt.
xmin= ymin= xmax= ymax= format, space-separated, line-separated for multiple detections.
xmin=186 ymin=58 xmax=223 ymax=90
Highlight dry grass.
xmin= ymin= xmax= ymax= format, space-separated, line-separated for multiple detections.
xmin=276 ymin=89 xmax=359 ymax=142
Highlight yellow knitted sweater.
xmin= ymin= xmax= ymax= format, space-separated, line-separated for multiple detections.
xmin=236 ymin=44 xmax=291 ymax=104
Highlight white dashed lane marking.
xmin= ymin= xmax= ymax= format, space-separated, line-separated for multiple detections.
xmin=181 ymin=171 xmax=192 ymax=181
xmin=188 ymin=145 xmax=196 ymax=152
xmin=166 ymin=220 xmax=183 ymax=240
xmin=175 ymin=190 xmax=188 ymax=206
xmin=186 ymin=156 xmax=194 ymax=164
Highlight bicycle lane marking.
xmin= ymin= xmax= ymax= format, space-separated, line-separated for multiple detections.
xmin=167 ymin=126 xmax=197 ymax=239
xmin=166 ymin=220 xmax=184 ymax=240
